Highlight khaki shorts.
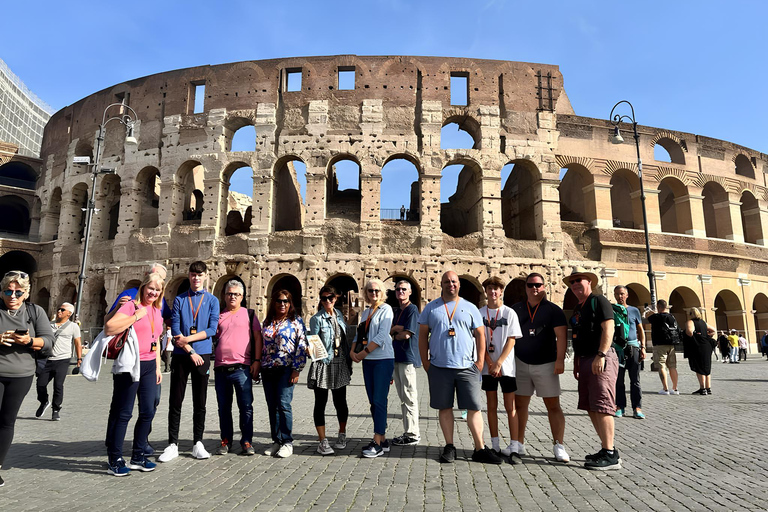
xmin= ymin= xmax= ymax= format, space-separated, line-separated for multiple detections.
xmin=653 ymin=344 xmax=677 ymax=370
xmin=514 ymin=359 xmax=562 ymax=398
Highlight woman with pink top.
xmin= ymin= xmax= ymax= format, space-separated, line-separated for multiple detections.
xmin=103 ymin=272 xmax=165 ymax=476
xmin=213 ymin=280 xmax=262 ymax=456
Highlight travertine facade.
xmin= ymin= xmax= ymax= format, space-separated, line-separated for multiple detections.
xmin=6 ymin=55 xmax=768 ymax=348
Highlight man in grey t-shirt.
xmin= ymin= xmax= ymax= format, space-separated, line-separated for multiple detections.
xmin=36 ymin=302 xmax=81 ymax=421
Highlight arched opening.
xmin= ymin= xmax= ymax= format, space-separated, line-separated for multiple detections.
xmin=503 ymin=278 xmax=526 ymax=307
xmin=609 ymin=169 xmax=641 ymax=229
xmin=124 ymin=279 xmax=142 ymax=290
xmin=0 ymin=161 xmax=36 ymax=189
xmin=653 ymin=138 xmax=685 ymax=165
xmin=714 ymin=289 xmax=744 ymax=334
xmin=273 ymin=158 xmax=306 ymax=232
xmin=45 ymin=187 xmax=62 ymax=241
xmin=702 ymin=182 xmax=731 ymax=239
xmin=222 ymin=163 xmax=253 ymax=236
xmin=166 ymin=277 xmax=191 ymax=304
xmin=380 ymin=156 xmax=420 ymax=221
xmin=326 ymin=273 xmax=361 ymax=324
xmin=625 ymin=283 xmax=651 ymax=310
xmin=441 ymin=160 xmax=482 ymax=237
xmin=384 ymin=274 xmax=421 ymax=311
xmin=0 ymin=250 xmax=37 ymax=282
xmin=735 ymin=154 xmax=755 ymax=179
xmin=59 ymin=282 xmax=77 ymax=308
xmin=501 ymin=161 xmax=538 ymax=240
xmin=327 ymin=157 xmax=360 ymax=221
xmin=441 ymin=118 xmax=479 ymax=149
xmin=458 ymin=276 xmax=482 ymax=307
xmin=36 ymin=287 xmax=51 ymax=318
xmin=177 ymin=161 xmax=205 ymax=224
xmin=71 ymin=183 xmax=89 ymax=241
xmin=658 ymin=177 xmax=689 ymax=234
xmin=563 ymin=288 xmax=580 ymax=321
xmin=0 ymin=196 xmax=31 ymax=236
xmin=268 ymin=274 xmax=303 ymax=316
xmin=669 ymin=286 xmax=702 ymax=328
xmin=99 ymin=174 xmax=121 ymax=240
xmin=740 ymin=191 xmax=762 ymax=244
xmin=95 ymin=285 xmax=108 ymax=331
xmin=559 ymin=164 xmax=592 ymax=223
xmin=752 ymin=293 xmax=768 ymax=336
xmin=213 ymin=274 xmax=247 ymax=308
xmin=229 ymin=124 xmax=257 ymax=152
xmin=136 ymin=167 xmax=160 ymax=229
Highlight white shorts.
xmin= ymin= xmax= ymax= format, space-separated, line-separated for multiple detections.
xmin=514 ymin=358 xmax=561 ymax=398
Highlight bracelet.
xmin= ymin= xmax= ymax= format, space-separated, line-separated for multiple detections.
xmin=189 ymin=348 xmax=197 ymax=355
xmin=363 ymin=346 xmax=370 ymax=354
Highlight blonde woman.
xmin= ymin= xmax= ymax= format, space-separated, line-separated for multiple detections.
xmin=103 ymin=272 xmax=165 ymax=476
xmin=683 ymin=308 xmax=716 ymax=395
xmin=350 ymin=278 xmax=394 ymax=458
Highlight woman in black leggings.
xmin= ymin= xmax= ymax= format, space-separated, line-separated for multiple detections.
xmin=307 ymin=286 xmax=350 ymax=455
xmin=0 ymin=271 xmax=53 ymax=486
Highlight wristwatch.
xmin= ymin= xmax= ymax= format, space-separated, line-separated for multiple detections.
xmin=363 ymin=346 xmax=370 ymax=354
xmin=597 ymin=350 xmax=607 ymax=357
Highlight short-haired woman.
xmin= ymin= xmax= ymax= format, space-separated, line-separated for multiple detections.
xmin=683 ymin=308 xmax=716 ymax=395
xmin=351 ymin=278 xmax=394 ymax=458
xmin=0 ymin=271 xmax=53 ymax=486
xmin=308 ymin=286 xmax=351 ymax=455
xmin=260 ymin=289 xmax=307 ymax=458
xmin=103 ymin=271 xmax=165 ymax=476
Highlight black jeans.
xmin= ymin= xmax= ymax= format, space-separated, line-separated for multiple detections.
xmin=616 ymin=346 xmax=642 ymax=410
xmin=168 ymin=353 xmax=210 ymax=445
xmin=0 ymin=375 xmax=33 ymax=466
xmin=36 ymin=358 xmax=70 ymax=411
xmin=313 ymin=387 xmax=349 ymax=427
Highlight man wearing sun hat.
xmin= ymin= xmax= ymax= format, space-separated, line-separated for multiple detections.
xmin=565 ymin=267 xmax=620 ymax=470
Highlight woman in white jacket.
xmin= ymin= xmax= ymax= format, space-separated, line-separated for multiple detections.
xmin=102 ymin=272 xmax=165 ymax=476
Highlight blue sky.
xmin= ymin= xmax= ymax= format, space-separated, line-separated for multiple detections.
xmin=4 ymin=0 xmax=766 ymax=205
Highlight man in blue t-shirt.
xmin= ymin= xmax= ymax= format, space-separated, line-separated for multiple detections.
xmin=613 ymin=286 xmax=646 ymax=419
xmin=390 ymin=280 xmax=421 ymax=446
xmin=418 ymin=271 xmax=502 ymax=465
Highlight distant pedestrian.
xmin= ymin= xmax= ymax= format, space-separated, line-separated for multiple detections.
xmin=738 ymin=334 xmax=748 ymax=361
xmin=727 ymin=330 xmax=739 ymax=364
xmin=761 ymin=331 xmax=768 ymax=359
xmin=400 ymin=205 xmax=406 ymax=220
xmin=645 ymin=300 xmax=680 ymax=394
xmin=613 ymin=286 xmax=645 ymax=419
xmin=718 ymin=331 xmax=730 ymax=362
xmin=683 ymin=308 xmax=716 ymax=395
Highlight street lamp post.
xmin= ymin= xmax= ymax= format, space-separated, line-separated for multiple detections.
xmin=609 ymin=100 xmax=657 ymax=307
xmin=73 ymin=103 xmax=138 ymax=323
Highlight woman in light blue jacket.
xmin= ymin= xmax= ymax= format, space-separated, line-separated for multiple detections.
xmin=350 ymin=278 xmax=394 ymax=458
xmin=308 ymin=286 xmax=350 ymax=455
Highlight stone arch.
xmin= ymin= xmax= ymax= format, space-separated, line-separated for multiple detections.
xmin=222 ymin=162 xmax=253 ymax=236
xmin=559 ymin=163 xmax=594 ymax=223
xmin=380 ymin=156 xmax=420 ymax=221
xmin=0 ymin=250 xmax=37 ymax=281
xmin=652 ymin=137 xmax=686 ymax=165
xmin=70 ymin=182 xmax=89 ymax=241
xmin=702 ymin=181 xmax=731 ymax=239
xmin=135 ymin=166 xmax=160 ymax=229
xmin=225 ymin=117 xmax=257 ymax=152
xmin=43 ymin=187 xmax=62 ymax=241
xmin=609 ymin=168 xmax=641 ymax=229
xmin=176 ymin=160 xmax=205 ymax=224
xmin=458 ymin=275 xmax=482 ymax=307
xmin=734 ymin=154 xmax=755 ymax=180
xmin=59 ymin=282 xmax=77 ymax=309
xmin=0 ymin=161 xmax=36 ymax=189
xmin=273 ymin=156 xmax=306 ymax=231
xmin=166 ymin=275 xmax=190 ymax=303
xmin=124 ymin=279 xmax=142 ymax=290
xmin=740 ymin=190 xmax=762 ymax=244
xmin=658 ymin=176 xmax=690 ymax=234
xmin=503 ymin=278 xmax=526 ymax=307
xmin=74 ymin=138 xmax=94 ymax=161
xmin=267 ymin=273 xmax=303 ymax=316
xmin=327 ymin=155 xmax=361 ymax=221
xmin=0 ymin=195 xmax=31 ymax=236
xmin=325 ymin=273 xmax=361 ymax=322
xmin=752 ymin=293 xmax=768 ymax=335
xmin=99 ymin=173 xmax=121 ymax=240
xmin=501 ymin=160 xmax=539 ymax=240
xmin=384 ymin=274 xmax=421 ymax=311
xmin=563 ymin=288 xmax=579 ymax=317
xmin=668 ymin=286 xmax=702 ymax=327
xmin=441 ymin=158 xmax=483 ymax=237
xmin=714 ymin=289 xmax=744 ymax=334
xmin=625 ymin=283 xmax=651 ymax=310
xmin=441 ymin=114 xmax=480 ymax=149
xmin=213 ymin=274 xmax=247 ymax=308
xmin=36 ymin=287 xmax=51 ymax=318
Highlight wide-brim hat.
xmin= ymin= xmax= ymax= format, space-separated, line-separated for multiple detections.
xmin=563 ymin=267 xmax=599 ymax=288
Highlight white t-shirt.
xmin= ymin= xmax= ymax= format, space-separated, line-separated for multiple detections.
xmin=479 ymin=305 xmax=522 ymax=377
xmin=49 ymin=321 xmax=81 ymax=361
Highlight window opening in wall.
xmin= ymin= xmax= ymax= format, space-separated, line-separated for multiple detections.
xmin=0 ymin=196 xmax=30 ymax=237
xmin=327 ymin=159 xmax=361 ymax=220
xmin=137 ymin=167 xmax=160 ymax=228
xmin=273 ymin=159 xmax=307 ymax=232
xmin=191 ymin=81 xmax=205 ymax=114
xmin=458 ymin=277 xmax=481 ymax=307
xmin=450 ymin=73 xmax=469 ymax=106
xmin=440 ymin=163 xmax=481 ymax=237
xmin=441 ymin=122 xmax=476 ymax=149
xmin=179 ymin=162 xmax=205 ymax=223
xmin=501 ymin=162 xmax=537 ymax=240
xmin=286 ymin=69 xmax=302 ymax=92
xmin=654 ymin=144 xmax=672 ymax=162
xmin=380 ymin=158 xmax=419 ymax=221
xmin=338 ymin=67 xmax=355 ymax=90
xmin=558 ymin=165 xmax=588 ymax=223
xmin=610 ymin=169 xmax=640 ymax=229
xmin=230 ymin=125 xmax=256 ymax=152
xmin=735 ymin=154 xmax=755 ymax=179
xmin=225 ymin=165 xmax=253 ymax=236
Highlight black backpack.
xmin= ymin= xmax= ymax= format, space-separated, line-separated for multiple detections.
xmin=660 ymin=314 xmax=682 ymax=346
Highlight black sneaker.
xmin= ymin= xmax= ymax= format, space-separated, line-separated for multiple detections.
xmin=35 ymin=401 xmax=50 ymax=419
xmin=380 ymin=439 xmax=391 ymax=453
xmin=0 ymin=474 xmax=4 ymax=486
xmin=52 ymin=410 xmax=60 ymax=421
xmin=584 ymin=448 xmax=621 ymax=470
xmin=706 ymin=388 xmax=712 ymax=395
xmin=585 ymin=448 xmax=605 ymax=462
xmin=440 ymin=444 xmax=457 ymax=463
xmin=392 ymin=434 xmax=420 ymax=446
xmin=692 ymin=389 xmax=706 ymax=395
xmin=471 ymin=446 xmax=503 ymax=465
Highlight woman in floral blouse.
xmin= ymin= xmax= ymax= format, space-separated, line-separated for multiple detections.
xmin=260 ymin=289 xmax=308 ymax=458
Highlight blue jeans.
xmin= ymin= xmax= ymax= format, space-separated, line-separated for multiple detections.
xmin=261 ymin=366 xmax=294 ymax=444
xmin=616 ymin=346 xmax=642 ymax=410
xmin=214 ymin=366 xmax=254 ymax=447
xmin=362 ymin=358 xmax=394 ymax=435
xmin=105 ymin=360 xmax=158 ymax=463
xmin=730 ymin=347 xmax=739 ymax=361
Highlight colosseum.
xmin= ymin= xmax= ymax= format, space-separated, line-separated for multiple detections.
xmin=3 ymin=55 xmax=767 ymax=349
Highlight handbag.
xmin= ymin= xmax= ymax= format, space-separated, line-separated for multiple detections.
xmin=106 ymin=303 xmax=137 ymax=360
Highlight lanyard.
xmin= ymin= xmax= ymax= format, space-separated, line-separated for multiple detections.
xmin=188 ymin=291 xmax=204 ymax=326
xmin=443 ymin=298 xmax=460 ymax=325
xmin=526 ymin=301 xmax=541 ymax=325
xmin=365 ymin=303 xmax=381 ymax=332
xmin=395 ymin=302 xmax=410 ymax=326
xmin=147 ymin=306 xmax=157 ymax=339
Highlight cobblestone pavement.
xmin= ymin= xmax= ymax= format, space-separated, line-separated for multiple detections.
xmin=3 ymin=354 xmax=767 ymax=511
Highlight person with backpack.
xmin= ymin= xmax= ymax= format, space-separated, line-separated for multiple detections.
xmin=567 ymin=268 xmax=620 ymax=470
xmin=644 ymin=300 xmax=680 ymax=395
xmin=613 ymin=286 xmax=645 ymax=419
xmin=761 ymin=331 xmax=768 ymax=360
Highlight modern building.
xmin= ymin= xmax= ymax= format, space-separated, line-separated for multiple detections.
xmin=0 ymin=58 xmax=53 ymax=158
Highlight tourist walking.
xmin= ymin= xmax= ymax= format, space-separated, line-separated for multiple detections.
xmin=683 ymin=308 xmax=716 ymax=395
xmin=645 ymin=300 xmax=680 ymax=394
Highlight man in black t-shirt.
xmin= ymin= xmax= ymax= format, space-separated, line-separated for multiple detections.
xmin=566 ymin=268 xmax=620 ymax=470
xmin=511 ymin=272 xmax=569 ymax=463
xmin=644 ymin=300 xmax=679 ymax=394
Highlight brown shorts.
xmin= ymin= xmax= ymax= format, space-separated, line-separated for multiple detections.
xmin=577 ymin=350 xmax=619 ymax=414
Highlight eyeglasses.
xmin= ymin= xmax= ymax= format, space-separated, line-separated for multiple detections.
xmin=3 ymin=290 xmax=24 ymax=298
xmin=570 ymin=277 xmax=586 ymax=285
xmin=395 ymin=287 xmax=409 ymax=292
xmin=225 ymin=292 xmax=242 ymax=297
xmin=320 ymin=295 xmax=335 ymax=302
xmin=275 ymin=299 xmax=290 ymax=305
xmin=526 ymin=283 xmax=544 ymax=289
xmin=367 ymin=289 xmax=381 ymax=294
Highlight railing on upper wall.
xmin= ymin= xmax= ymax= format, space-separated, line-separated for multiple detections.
xmin=380 ymin=208 xmax=419 ymax=221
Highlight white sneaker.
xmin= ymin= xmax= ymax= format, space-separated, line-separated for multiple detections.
xmin=158 ymin=443 xmax=179 ymax=463
xmin=553 ymin=442 xmax=570 ymax=462
xmin=670 ymin=389 xmax=680 ymax=395
xmin=317 ymin=438 xmax=334 ymax=455
xmin=517 ymin=443 xmax=526 ymax=456
xmin=276 ymin=443 xmax=293 ymax=458
xmin=264 ymin=443 xmax=280 ymax=456
xmin=500 ymin=441 xmax=516 ymax=457
xmin=333 ymin=433 xmax=347 ymax=450
xmin=658 ymin=389 xmax=670 ymax=395
xmin=191 ymin=441 xmax=210 ymax=459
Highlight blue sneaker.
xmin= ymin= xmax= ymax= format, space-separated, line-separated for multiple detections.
xmin=361 ymin=441 xmax=383 ymax=458
xmin=614 ymin=409 xmax=624 ymax=418
xmin=144 ymin=443 xmax=155 ymax=456
xmin=107 ymin=458 xmax=131 ymax=477
xmin=128 ymin=457 xmax=157 ymax=472
xmin=633 ymin=409 xmax=646 ymax=419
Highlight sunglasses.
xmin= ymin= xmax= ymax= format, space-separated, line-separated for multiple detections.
xmin=275 ymin=299 xmax=290 ymax=305
xmin=526 ymin=283 xmax=544 ymax=289
xmin=225 ymin=292 xmax=242 ymax=297
xmin=367 ymin=289 xmax=381 ymax=294
xmin=3 ymin=290 xmax=24 ymax=298
xmin=320 ymin=295 xmax=335 ymax=302
xmin=57 ymin=308 xmax=69 ymax=312
xmin=395 ymin=287 xmax=409 ymax=292
xmin=570 ymin=277 xmax=586 ymax=285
